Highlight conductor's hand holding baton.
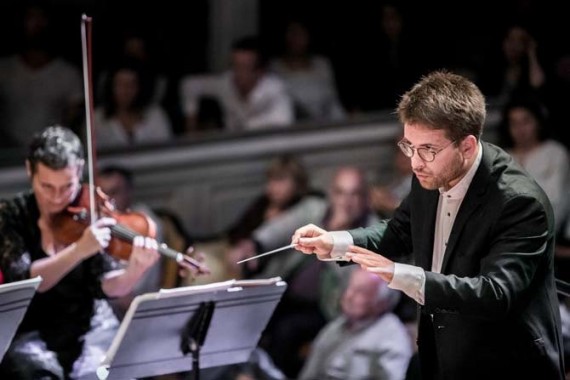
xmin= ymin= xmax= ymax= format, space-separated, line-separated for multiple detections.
xmin=291 ymin=223 xmax=395 ymax=283
xmin=291 ymin=223 xmax=334 ymax=260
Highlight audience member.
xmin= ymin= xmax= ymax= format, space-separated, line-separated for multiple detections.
xmin=238 ymin=166 xmax=379 ymax=378
xmin=0 ymin=3 xmax=83 ymax=148
xmin=498 ymin=93 xmax=570 ymax=231
xmin=96 ymin=164 xmax=166 ymax=319
xmin=544 ymin=51 xmax=570 ymax=149
xmin=180 ymin=36 xmax=294 ymax=134
xmin=479 ymin=23 xmax=547 ymax=104
xmin=97 ymin=28 xmax=168 ymax=106
xmin=338 ymin=3 xmax=427 ymax=113
xmin=226 ymin=154 xmax=316 ymax=277
xmin=298 ymin=267 xmax=412 ymax=380
xmin=269 ymin=19 xmax=346 ymax=122
xmin=370 ymin=143 xmax=413 ymax=218
xmin=94 ymin=59 xmax=173 ymax=149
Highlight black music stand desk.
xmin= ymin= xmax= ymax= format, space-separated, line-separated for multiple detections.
xmin=0 ymin=276 xmax=42 ymax=361
xmin=96 ymin=277 xmax=286 ymax=380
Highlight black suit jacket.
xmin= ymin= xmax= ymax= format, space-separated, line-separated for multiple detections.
xmin=350 ymin=141 xmax=565 ymax=380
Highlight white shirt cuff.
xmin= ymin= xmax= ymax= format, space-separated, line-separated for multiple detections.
xmin=327 ymin=231 xmax=353 ymax=260
xmin=389 ymin=262 xmax=426 ymax=305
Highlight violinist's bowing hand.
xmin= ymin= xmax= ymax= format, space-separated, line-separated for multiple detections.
xmin=75 ymin=217 xmax=117 ymax=259
xmin=179 ymin=246 xmax=211 ymax=279
xmin=346 ymin=245 xmax=395 ymax=283
xmin=126 ymin=236 xmax=161 ymax=277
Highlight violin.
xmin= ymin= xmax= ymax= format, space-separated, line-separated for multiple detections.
xmin=51 ymin=184 xmax=207 ymax=271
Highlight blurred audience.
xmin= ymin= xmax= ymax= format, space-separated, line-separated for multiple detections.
xmin=544 ymin=50 xmax=570 ymax=149
xmin=269 ymin=19 xmax=346 ymax=123
xmin=235 ymin=166 xmax=379 ymax=378
xmin=96 ymin=164 xmax=165 ymax=319
xmin=0 ymin=2 xmax=83 ymax=148
xmin=97 ymin=28 xmax=168 ymax=106
xmin=94 ymin=59 xmax=173 ymax=149
xmin=479 ymin=23 xmax=547 ymax=103
xmin=180 ymin=36 xmax=294 ymax=134
xmin=497 ymin=93 xmax=570 ymax=231
xmin=370 ymin=143 xmax=413 ymax=219
xmin=226 ymin=154 xmax=316 ymax=277
xmin=298 ymin=267 xmax=413 ymax=380
xmin=338 ymin=2 xmax=427 ymax=113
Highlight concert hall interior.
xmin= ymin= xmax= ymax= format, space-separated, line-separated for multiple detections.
xmin=0 ymin=1 xmax=569 ymax=379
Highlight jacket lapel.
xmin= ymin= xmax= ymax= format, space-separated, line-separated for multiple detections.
xmin=418 ymin=190 xmax=440 ymax=271
xmin=440 ymin=143 xmax=492 ymax=273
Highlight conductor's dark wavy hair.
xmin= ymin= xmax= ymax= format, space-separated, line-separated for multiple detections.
xmin=397 ymin=70 xmax=487 ymax=143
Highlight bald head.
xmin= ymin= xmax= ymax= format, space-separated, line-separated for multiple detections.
xmin=341 ymin=268 xmax=400 ymax=323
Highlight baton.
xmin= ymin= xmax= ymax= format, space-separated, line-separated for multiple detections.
xmin=236 ymin=244 xmax=295 ymax=264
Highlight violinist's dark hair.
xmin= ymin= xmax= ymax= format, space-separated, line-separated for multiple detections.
xmin=27 ymin=125 xmax=84 ymax=174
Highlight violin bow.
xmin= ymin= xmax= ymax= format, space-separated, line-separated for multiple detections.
xmin=80 ymin=14 xmax=98 ymax=224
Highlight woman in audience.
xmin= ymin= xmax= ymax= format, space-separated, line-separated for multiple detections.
xmin=94 ymin=59 xmax=173 ymax=149
xmin=480 ymin=23 xmax=547 ymax=103
xmin=498 ymin=93 xmax=570 ymax=231
xmin=225 ymin=154 xmax=318 ymax=277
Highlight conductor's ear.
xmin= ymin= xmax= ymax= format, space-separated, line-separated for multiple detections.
xmin=460 ymin=135 xmax=478 ymax=158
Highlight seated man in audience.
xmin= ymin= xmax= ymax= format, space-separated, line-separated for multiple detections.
xmin=299 ymin=267 xmax=413 ymax=380
xmin=370 ymin=143 xmax=413 ymax=218
xmin=180 ymin=36 xmax=294 ymax=133
xmin=96 ymin=164 xmax=166 ymax=319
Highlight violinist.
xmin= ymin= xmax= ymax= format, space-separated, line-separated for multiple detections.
xmin=0 ymin=126 xmax=207 ymax=379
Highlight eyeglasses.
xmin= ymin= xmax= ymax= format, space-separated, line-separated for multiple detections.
xmin=397 ymin=139 xmax=457 ymax=162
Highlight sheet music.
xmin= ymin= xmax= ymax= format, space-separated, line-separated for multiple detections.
xmin=233 ymin=277 xmax=284 ymax=287
xmin=0 ymin=276 xmax=42 ymax=293
xmin=98 ymin=279 xmax=237 ymax=379
xmin=96 ymin=278 xmax=287 ymax=380
xmin=157 ymin=279 xmax=236 ymax=298
xmin=0 ymin=276 xmax=42 ymax=361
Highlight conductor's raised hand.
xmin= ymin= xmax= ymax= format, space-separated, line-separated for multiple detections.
xmin=291 ymin=223 xmax=334 ymax=260
xmin=346 ymin=245 xmax=395 ymax=283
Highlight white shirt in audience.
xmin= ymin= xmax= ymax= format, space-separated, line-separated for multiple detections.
xmin=180 ymin=71 xmax=294 ymax=132
xmin=94 ymin=106 xmax=172 ymax=149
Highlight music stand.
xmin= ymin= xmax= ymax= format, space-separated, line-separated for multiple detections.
xmin=96 ymin=277 xmax=287 ymax=380
xmin=0 ymin=276 xmax=42 ymax=361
